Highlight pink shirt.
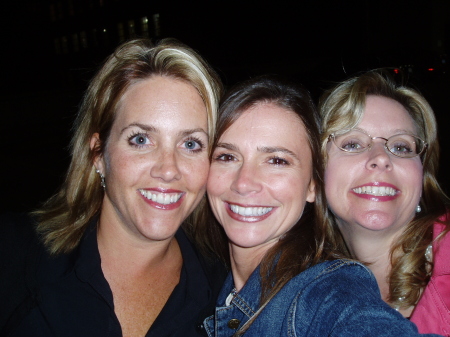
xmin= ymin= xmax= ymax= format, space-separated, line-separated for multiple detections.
xmin=410 ymin=220 xmax=450 ymax=336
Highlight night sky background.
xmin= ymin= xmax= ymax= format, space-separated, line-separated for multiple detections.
xmin=1 ymin=0 xmax=449 ymax=214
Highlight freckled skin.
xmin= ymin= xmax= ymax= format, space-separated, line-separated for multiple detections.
xmin=93 ymin=76 xmax=210 ymax=243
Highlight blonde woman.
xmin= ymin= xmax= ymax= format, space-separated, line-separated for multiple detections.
xmin=320 ymin=70 xmax=450 ymax=335
xmin=1 ymin=38 xmax=225 ymax=337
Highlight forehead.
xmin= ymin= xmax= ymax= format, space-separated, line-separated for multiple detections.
xmin=115 ymin=76 xmax=207 ymax=126
xmin=359 ymin=95 xmax=417 ymax=135
xmin=221 ymin=102 xmax=311 ymax=153
xmin=226 ymin=102 xmax=304 ymax=134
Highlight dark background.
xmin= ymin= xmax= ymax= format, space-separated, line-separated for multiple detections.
xmin=1 ymin=0 xmax=449 ymax=214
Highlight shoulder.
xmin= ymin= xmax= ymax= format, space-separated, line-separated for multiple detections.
xmin=0 ymin=213 xmax=43 ymax=333
xmin=289 ymin=259 xmax=378 ymax=300
xmin=285 ymin=260 xmax=429 ymax=336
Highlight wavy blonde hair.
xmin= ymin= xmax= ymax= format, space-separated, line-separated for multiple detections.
xmin=319 ymin=69 xmax=450 ymax=308
xmin=34 ymin=38 xmax=222 ymax=255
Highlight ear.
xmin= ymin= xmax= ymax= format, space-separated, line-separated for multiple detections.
xmin=306 ymin=179 xmax=316 ymax=203
xmin=90 ymin=133 xmax=105 ymax=174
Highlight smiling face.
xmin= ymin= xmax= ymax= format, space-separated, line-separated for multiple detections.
xmin=325 ymin=95 xmax=423 ymax=239
xmin=92 ymin=76 xmax=209 ymax=242
xmin=207 ymin=103 xmax=315 ymax=256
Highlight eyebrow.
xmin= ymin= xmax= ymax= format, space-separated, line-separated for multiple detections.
xmin=353 ymin=127 xmax=415 ymax=136
xmin=120 ymin=123 xmax=207 ymax=137
xmin=216 ymin=143 xmax=300 ymax=161
xmin=258 ymin=146 xmax=300 ymax=161
xmin=216 ymin=142 xmax=238 ymax=151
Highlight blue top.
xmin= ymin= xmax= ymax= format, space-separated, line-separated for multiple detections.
xmin=204 ymin=259 xmax=442 ymax=337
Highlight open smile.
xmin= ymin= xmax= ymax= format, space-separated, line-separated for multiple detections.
xmin=350 ymin=183 xmax=400 ymax=202
xmin=352 ymin=186 xmax=398 ymax=196
xmin=139 ymin=189 xmax=184 ymax=205
xmin=226 ymin=202 xmax=275 ymax=222
xmin=230 ymin=204 xmax=273 ymax=216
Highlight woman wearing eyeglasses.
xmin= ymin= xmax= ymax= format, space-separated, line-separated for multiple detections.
xmin=320 ymin=70 xmax=450 ymax=336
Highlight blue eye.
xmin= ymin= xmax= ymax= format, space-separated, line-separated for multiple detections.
xmin=128 ymin=133 xmax=150 ymax=147
xmin=183 ymin=138 xmax=203 ymax=152
xmin=185 ymin=140 xmax=197 ymax=149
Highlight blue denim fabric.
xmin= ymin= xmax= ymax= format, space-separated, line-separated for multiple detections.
xmin=204 ymin=259 xmax=442 ymax=337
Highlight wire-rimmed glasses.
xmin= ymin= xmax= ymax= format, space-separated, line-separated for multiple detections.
xmin=328 ymin=129 xmax=428 ymax=158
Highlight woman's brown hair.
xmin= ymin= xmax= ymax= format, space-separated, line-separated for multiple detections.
xmin=196 ymin=75 xmax=341 ymax=335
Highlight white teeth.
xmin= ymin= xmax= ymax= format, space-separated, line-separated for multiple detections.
xmin=139 ymin=189 xmax=183 ymax=205
xmin=230 ymin=204 xmax=273 ymax=217
xmin=352 ymin=186 xmax=397 ymax=196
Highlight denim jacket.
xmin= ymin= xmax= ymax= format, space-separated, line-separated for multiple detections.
xmin=204 ymin=259 xmax=442 ymax=337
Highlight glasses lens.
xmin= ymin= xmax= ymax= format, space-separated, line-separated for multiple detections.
xmin=333 ymin=130 xmax=371 ymax=153
xmin=387 ymin=135 xmax=424 ymax=158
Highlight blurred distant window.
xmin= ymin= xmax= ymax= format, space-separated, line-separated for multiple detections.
xmin=141 ymin=16 xmax=149 ymax=38
xmin=61 ymin=36 xmax=69 ymax=54
xmin=57 ymin=1 xmax=63 ymax=20
xmin=68 ymin=0 xmax=74 ymax=16
xmin=49 ymin=4 xmax=56 ymax=22
xmin=153 ymin=14 xmax=160 ymax=37
xmin=80 ymin=31 xmax=88 ymax=49
xmin=72 ymin=33 xmax=79 ymax=52
xmin=118 ymin=22 xmax=125 ymax=42
xmin=54 ymin=37 xmax=62 ymax=55
xmin=128 ymin=20 xmax=136 ymax=39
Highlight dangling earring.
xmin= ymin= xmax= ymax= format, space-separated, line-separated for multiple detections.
xmin=416 ymin=204 xmax=421 ymax=213
xmin=96 ymin=169 xmax=106 ymax=189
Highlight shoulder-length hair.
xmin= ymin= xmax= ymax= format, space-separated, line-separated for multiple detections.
xmin=197 ymin=75 xmax=341 ymax=334
xmin=34 ymin=38 xmax=222 ymax=255
xmin=319 ymin=69 xmax=450 ymax=308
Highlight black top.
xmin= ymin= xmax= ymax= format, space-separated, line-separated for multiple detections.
xmin=0 ymin=213 xmax=226 ymax=337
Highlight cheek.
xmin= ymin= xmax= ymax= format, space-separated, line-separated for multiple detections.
xmin=403 ymin=161 xmax=423 ymax=195
xmin=206 ymin=166 xmax=228 ymax=196
xmin=183 ymin=157 xmax=210 ymax=191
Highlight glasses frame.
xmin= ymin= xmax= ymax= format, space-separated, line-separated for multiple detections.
xmin=328 ymin=129 xmax=428 ymax=158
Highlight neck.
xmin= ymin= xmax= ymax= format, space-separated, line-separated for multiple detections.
xmin=97 ymin=210 xmax=180 ymax=275
xmin=229 ymin=242 xmax=274 ymax=291
xmin=338 ymin=221 xmax=404 ymax=303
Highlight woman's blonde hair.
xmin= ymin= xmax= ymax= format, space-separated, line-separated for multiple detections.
xmin=34 ymin=38 xmax=222 ymax=255
xmin=319 ymin=69 xmax=450 ymax=308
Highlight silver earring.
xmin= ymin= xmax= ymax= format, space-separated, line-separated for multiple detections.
xmin=96 ymin=169 xmax=106 ymax=189
xmin=416 ymin=205 xmax=421 ymax=213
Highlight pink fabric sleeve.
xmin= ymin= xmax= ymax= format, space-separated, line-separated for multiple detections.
xmin=410 ymin=221 xmax=450 ymax=336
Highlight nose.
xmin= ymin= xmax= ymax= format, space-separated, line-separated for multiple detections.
xmin=150 ymin=149 xmax=182 ymax=182
xmin=230 ymin=162 xmax=262 ymax=196
xmin=365 ymin=140 xmax=393 ymax=171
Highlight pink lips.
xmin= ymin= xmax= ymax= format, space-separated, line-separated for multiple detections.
xmin=350 ymin=182 xmax=400 ymax=202
xmin=138 ymin=188 xmax=185 ymax=210
xmin=224 ymin=202 xmax=275 ymax=223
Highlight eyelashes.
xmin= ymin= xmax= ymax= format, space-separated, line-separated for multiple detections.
xmin=182 ymin=137 xmax=205 ymax=153
xmin=128 ymin=132 xmax=150 ymax=148
xmin=127 ymin=131 xmax=205 ymax=153
xmin=213 ymin=152 xmax=291 ymax=166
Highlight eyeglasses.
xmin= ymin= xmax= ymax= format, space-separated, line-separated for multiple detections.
xmin=328 ymin=129 xmax=428 ymax=158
